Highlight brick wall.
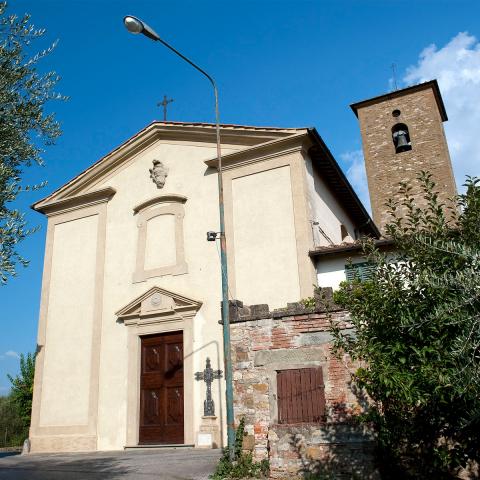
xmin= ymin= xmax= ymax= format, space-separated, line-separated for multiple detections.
xmin=228 ymin=293 xmax=379 ymax=479
xmin=356 ymin=84 xmax=457 ymax=233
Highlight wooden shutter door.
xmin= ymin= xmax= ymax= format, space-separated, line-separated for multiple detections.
xmin=277 ymin=368 xmax=325 ymax=424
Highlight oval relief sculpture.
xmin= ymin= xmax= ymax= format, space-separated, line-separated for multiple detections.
xmin=150 ymin=292 xmax=163 ymax=308
xmin=149 ymin=160 xmax=169 ymax=189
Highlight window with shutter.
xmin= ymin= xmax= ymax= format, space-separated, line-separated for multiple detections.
xmin=276 ymin=368 xmax=325 ymax=424
xmin=345 ymin=262 xmax=375 ymax=282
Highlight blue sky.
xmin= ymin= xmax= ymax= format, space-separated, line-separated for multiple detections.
xmin=1 ymin=0 xmax=479 ymax=393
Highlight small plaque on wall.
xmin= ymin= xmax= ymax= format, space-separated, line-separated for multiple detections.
xmin=197 ymin=433 xmax=212 ymax=448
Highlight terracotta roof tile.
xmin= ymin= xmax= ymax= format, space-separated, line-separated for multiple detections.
xmin=309 ymin=238 xmax=394 ymax=257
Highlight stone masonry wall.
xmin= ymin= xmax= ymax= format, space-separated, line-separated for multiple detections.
xmin=228 ymin=292 xmax=378 ymax=479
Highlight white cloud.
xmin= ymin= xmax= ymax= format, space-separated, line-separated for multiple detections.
xmin=342 ymin=32 xmax=480 ymax=214
xmin=341 ymin=149 xmax=371 ymax=214
xmin=404 ymin=32 xmax=480 ymax=190
xmin=4 ymin=350 xmax=20 ymax=359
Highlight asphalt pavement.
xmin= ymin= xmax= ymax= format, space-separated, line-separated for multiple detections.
xmin=0 ymin=447 xmax=221 ymax=480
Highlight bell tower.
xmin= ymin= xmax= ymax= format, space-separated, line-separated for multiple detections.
xmin=351 ymin=80 xmax=457 ymax=233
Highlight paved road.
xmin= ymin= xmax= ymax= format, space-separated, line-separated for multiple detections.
xmin=0 ymin=448 xmax=221 ymax=480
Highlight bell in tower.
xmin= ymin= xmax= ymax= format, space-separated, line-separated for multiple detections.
xmin=392 ymin=123 xmax=412 ymax=153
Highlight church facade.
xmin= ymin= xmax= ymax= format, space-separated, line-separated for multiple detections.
xmin=29 ymin=80 xmax=455 ymax=454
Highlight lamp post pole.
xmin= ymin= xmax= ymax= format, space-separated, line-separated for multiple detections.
xmin=123 ymin=16 xmax=235 ymax=459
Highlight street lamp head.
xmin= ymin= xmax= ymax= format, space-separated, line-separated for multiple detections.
xmin=123 ymin=15 xmax=160 ymax=41
xmin=124 ymin=16 xmax=143 ymax=34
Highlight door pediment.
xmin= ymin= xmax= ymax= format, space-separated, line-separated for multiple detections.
xmin=116 ymin=286 xmax=202 ymax=326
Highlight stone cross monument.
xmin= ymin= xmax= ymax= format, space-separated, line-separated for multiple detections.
xmin=195 ymin=357 xmax=222 ymax=448
xmin=195 ymin=357 xmax=222 ymax=416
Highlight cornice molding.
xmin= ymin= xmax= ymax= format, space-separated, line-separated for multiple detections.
xmin=218 ymin=146 xmax=306 ymax=172
xmin=32 ymin=123 xmax=301 ymax=208
xmin=133 ymin=194 xmax=188 ymax=214
xmin=204 ymin=132 xmax=309 ymax=170
xmin=350 ymin=80 xmax=448 ymax=122
xmin=32 ymin=187 xmax=116 ymax=216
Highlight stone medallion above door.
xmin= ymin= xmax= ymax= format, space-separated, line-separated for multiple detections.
xmin=116 ymin=285 xmax=202 ymax=326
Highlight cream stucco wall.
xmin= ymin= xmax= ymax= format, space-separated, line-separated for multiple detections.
xmin=144 ymin=214 xmax=177 ymax=269
xmin=39 ymin=215 xmax=98 ymax=427
xmin=93 ymin=139 xmax=239 ymax=450
xmin=305 ymin=154 xmax=356 ymax=246
xmin=222 ymin=148 xmax=317 ymax=308
xmin=231 ymin=166 xmax=300 ymax=306
xmin=31 ymin=127 xmax=363 ymax=453
xmin=30 ymin=200 xmax=108 ymax=453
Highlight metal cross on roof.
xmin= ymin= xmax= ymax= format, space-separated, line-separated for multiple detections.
xmin=157 ymin=95 xmax=174 ymax=121
xmin=195 ymin=357 xmax=223 ymax=417
xmin=391 ymin=63 xmax=398 ymax=91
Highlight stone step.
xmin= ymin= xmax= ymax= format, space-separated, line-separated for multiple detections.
xmin=124 ymin=444 xmax=195 ymax=450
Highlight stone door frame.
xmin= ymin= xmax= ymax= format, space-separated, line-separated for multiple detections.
xmin=116 ymin=287 xmax=201 ymax=447
xmin=125 ymin=315 xmax=194 ymax=446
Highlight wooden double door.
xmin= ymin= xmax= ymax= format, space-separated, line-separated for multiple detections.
xmin=139 ymin=331 xmax=184 ymax=444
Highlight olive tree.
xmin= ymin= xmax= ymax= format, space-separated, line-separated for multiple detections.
xmin=330 ymin=173 xmax=480 ymax=478
xmin=0 ymin=1 xmax=66 ymax=284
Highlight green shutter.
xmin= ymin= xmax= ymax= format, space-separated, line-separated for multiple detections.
xmin=345 ymin=262 xmax=375 ymax=282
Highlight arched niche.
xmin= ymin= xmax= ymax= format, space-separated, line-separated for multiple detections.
xmin=133 ymin=194 xmax=188 ymax=282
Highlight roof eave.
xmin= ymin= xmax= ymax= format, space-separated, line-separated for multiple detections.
xmin=350 ymin=80 xmax=448 ymax=122
xmin=32 ymin=186 xmax=116 ymax=215
xmin=307 ymin=128 xmax=380 ymax=238
xmin=203 ymin=130 xmax=310 ymax=168
xmin=309 ymin=238 xmax=394 ymax=258
xmin=32 ymin=122 xmax=306 ymax=209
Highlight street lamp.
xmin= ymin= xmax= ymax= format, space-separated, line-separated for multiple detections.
xmin=123 ymin=15 xmax=235 ymax=458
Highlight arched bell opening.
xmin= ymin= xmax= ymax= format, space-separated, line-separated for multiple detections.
xmin=392 ymin=123 xmax=412 ymax=153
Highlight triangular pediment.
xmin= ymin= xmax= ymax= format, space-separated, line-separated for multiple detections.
xmin=116 ymin=286 xmax=202 ymax=323
xmin=32 ymin=122 xmax=305 ymax=213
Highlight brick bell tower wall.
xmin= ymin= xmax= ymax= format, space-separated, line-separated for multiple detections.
xmin=352 ymin=81 xmax=457 ymax=234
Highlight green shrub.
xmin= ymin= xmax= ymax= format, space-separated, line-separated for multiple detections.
xmin=329 ymin=174 xmax=480 ymax=478
xmin=0 ymin=351 xmax=36 ymax=447
xmin=210 ymin=418 xmax=270 ymax=479
xmin=0 ymin=395 xmax=28 ymax=447
xmin=8 ymin=352 xmax=35 ymax=427
xmin=300 ymin=297 xmax=316 ymax=309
